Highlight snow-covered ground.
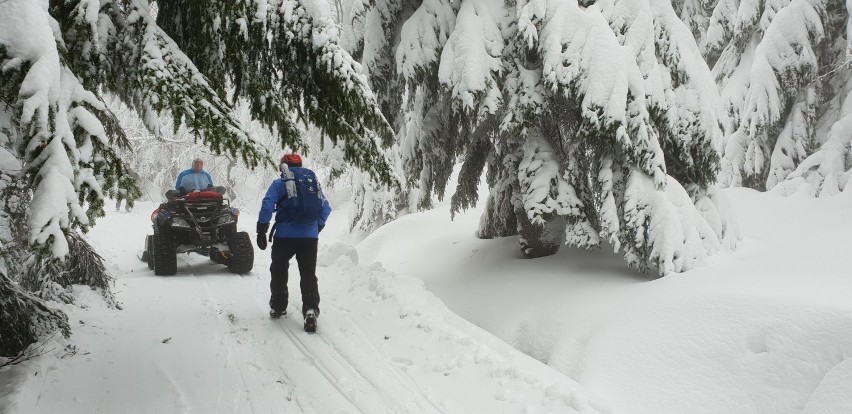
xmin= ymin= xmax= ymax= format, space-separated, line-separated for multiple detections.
xmin=359 ymin=184 xmax=852 ymax=414
xmin=0 ymin=201 xmax=612 ymax=413
xmin=3 ymin=182 xmax=852 ymax=414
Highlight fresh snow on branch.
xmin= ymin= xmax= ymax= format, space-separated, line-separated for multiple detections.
xmin=682 ymin=0 xmax=852 ymax=195
xmin=1 ymin=1 xmax=113 ymax=256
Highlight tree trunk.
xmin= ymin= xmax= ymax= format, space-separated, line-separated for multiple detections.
xmin=514 ymin=206 xmax=564 ymax=259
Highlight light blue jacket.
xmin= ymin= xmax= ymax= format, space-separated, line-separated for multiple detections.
xmin=175 ymin=169 xmax=213 ymax=192
xmin=258 ymin=168 xmax=332 ymax=239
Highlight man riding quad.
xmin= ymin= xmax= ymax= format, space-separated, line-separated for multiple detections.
xmin=140 ymin=158 xmax=253 ymax=275
xmin=175 ymin=158 xmax=214 ymax=195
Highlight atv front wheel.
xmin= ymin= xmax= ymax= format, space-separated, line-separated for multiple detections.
xmin=153 ymin=230 xmax=177 ymax=276
xmin=227 ymin=231 xmax=254 ymax=274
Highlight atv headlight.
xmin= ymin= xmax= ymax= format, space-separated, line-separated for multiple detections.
xmin=216 ymin=214 xmax=235 ymax=226
xmin=171 ymin=217 xmax=190 ymax=228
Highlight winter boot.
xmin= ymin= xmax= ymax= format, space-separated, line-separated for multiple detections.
xmin=269 ymin=308 xmax=287 ymax=319
xmin=304 ymin=309 xmax=317 ymax=333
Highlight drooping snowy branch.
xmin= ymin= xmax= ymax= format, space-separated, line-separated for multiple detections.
xmin=438 ymin=0 xmax=506 ymax=122
xmin=734 ymin=0 xmax=826 ymax=188
xmin=396 ymin=0 xmax=459 ymax=82
xmin=0 ymin=1 xmax=133 ymax=256
xmin=152 ymin=0 xmax=397 ymax=184
xmin=682 ymin=0 xmax=852 ymax=195
xmin=534 ymin=0 xmax=668 ymax=187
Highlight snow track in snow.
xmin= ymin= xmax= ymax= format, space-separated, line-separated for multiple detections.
xmin=274 ymin=310 xmax=443 ymax=413
xmin=193 ymin=263 xmax=440 ymax=414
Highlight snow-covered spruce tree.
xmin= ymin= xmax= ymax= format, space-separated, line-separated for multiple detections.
xmin=676 ymin=0 xmax=852 ymax=194
xmin=1 ymin=0 xmax=392 ymax=355
xmin=0 ymin=10 xmax=128 ymax=359
xmin=1 ymin=108 xmax=70 ymax=356
xmin=1 ymin=5 xmax=121 ymax=354
xmin=348 ymin=0 xmax=739 ymax=274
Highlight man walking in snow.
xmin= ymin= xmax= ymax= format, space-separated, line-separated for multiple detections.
xmin=256 ymin=154 xmax=331 ymax=333
xmin=175 ymin=158 xmax=214 ymax=195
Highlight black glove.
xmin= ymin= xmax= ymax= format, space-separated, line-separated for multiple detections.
xmin=256 ymin=222 xmax=269 ymax=250
xmin=318 ymin=224 xmax=325 ymax=233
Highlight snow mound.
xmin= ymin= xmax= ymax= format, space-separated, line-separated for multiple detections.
xmin=578 ymin=294 xmax=852 ymax=413
xmin=360 ymin=186 xmax=852 ymax=414
xmin=802 ymin=358 xmax=852 ymax=414
xmin=326 ymin=256 xmax=615 ymax=413
xmin=318 ymin=241 xmax=359 ymax=267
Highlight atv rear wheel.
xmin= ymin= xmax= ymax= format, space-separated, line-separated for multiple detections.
xmin=145 ymin=235 xmax=154 ymax=270
xmin=227 ymin=231 xmax=254 ymax=274
xmin=153 ymin=230 xmax=177 ymax=276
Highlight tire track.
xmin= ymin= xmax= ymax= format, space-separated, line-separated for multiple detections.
xmin=184 ymin=257 xmax=374 ymax=413
xmin=185 ymin=255 xmax=306 ymax=413
xmin=290 ymin=308 xmax=444 ymax=413
xmin=274 ymin=317 xmax=394 ymax=413
xmin=172 ymin=247 xmax=447 ymax=414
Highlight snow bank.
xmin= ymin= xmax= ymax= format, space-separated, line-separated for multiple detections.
xmin=321 ymin=255 xmax=615 ymax=413
xmin=359 ymin=186 xmax=852 ymax=414
xmin=316 ymin=240 xmax=359 ymax=267
xmin=579 ymin=293 xmax=852 ymax=413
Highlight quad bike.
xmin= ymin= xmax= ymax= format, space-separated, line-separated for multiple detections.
xmin=140 ymin=188 xmax=253 ymax=275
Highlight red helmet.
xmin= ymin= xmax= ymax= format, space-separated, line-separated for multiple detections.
xmin=280 ymin=153 xmax=302 ymax=167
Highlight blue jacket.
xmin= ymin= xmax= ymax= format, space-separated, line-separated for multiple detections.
xmin=176 ymin=169 xmax=213 ymax=192
xmin=258 ymin=168 xmax=332 ymax=239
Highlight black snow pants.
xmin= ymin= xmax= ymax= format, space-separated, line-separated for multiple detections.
xmin=269 ymin=237 xmax=320 ymax=317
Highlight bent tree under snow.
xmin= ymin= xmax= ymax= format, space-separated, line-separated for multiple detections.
xmin=347 ymin=0 xmax=740 ymax=275
xmin=678 ymin=0 xmax=852 ymax=195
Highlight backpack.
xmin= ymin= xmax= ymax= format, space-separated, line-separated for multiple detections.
xmin=276 ymin=167 xmax=324 ymax=224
